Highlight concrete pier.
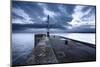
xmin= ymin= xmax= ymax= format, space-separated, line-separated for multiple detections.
xmin=49 ymin=35 xmax=96 ymax=63
xmin=12 ymin=34 xmax=96 ymax=66
xmin=27 ymin=34 xmax=58 ymax=64
xmin=26 ymin=34 xmax=96 ymax=65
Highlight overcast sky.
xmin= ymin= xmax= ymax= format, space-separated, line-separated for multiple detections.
xmin=12 ymin=1 xmax=96 ymax=32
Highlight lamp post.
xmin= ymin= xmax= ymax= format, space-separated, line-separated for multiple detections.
xmin=47 ymin=15 xmax=50 ymax=37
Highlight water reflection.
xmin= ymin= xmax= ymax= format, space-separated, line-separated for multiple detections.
xmin=12 ymin=33 xmax=34 ymax=65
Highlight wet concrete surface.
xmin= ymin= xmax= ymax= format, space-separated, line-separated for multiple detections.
xmin=27 ymin=37 xmax=58 ymax=65
xmin=12 ymin=34 xmax=96 ymax=66
xmin=49 ymin=36 xmax=96 ymax=63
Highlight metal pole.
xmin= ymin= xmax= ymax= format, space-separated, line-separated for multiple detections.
xmin=47 ymin=15 xmax=49 ymax=37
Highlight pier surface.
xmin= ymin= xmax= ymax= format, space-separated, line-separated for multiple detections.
xmin=12 ymin=34 xmax=96 ymax=66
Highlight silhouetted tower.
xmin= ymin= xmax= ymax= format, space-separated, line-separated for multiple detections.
xmin=47 ymin=15 xmax=50 ymax=37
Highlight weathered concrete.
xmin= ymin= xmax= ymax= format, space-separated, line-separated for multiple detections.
xmin=13 ymin=34 xmax=96 ymax=66
xmin=49 ymin=35 xmax=96 ymax=63
xmin=27 ymin=35 xmax=58 ymax=65
xmin=26 ymin=34 xmax=96 ymax=65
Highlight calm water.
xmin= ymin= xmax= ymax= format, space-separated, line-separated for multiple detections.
xmin=12 ymin=33 xmax=95 ymax=64
xmin=51 ymin=33 xmax=95 ymax=44
xmin=12 ymin=33 xmax=34 ymax=64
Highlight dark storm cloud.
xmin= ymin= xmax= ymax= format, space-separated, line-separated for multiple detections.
xmin=12 ymin=12 xmax=24 ymax=19
xmin=12 ymin=1 xmax=96 ymax=33
xmin=69 ymin=5 xmax=95 ymax=28
xmin=12 ymin=1 xmax=45 ymax=23
xmin=68 ymin=24 xmax=95 ymax=33
xmin=37 ymin=3 xmax=74 ymax=24
xmin=12 ymin=1 xmax=74 ymax=24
